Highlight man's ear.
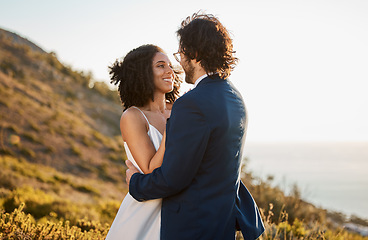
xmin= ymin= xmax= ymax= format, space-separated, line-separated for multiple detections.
xmin=194 ymin=52 xmax=199 ymax=62
xmin=193 ymin=53 xmax=201 ymax=65
xmin=192 ymin=58 xmax=202 ymax=68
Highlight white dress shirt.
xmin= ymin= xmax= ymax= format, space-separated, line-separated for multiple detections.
xmin=193 ymin=74 xmax=208 ymax=89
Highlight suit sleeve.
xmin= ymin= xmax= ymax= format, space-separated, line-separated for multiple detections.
xmin=129 ymin=96 xmax=210 ymax=201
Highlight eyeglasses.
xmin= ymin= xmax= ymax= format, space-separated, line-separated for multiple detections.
xmin=173 ymin=52 xmax=181 ymax=63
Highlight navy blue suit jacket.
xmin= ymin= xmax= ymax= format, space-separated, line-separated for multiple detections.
xmin=129 ymin=75 xmax=264 ymax=239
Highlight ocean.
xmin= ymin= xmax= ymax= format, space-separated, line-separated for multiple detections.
xmin=242 ymin=141 xmax=368 ymax=219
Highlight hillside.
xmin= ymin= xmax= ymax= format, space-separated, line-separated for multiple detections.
xmin=0 ymin=28 xmax=367 ymax=239
xmin=0 ymin=27 xmax=127 ymax=225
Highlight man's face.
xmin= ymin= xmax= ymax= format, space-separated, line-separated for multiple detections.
xmin=180 ymin=54 xmax=195 ymax=84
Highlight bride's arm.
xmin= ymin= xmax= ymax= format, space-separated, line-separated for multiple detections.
xmin=147 ymin=131 xmax=165 ymax=172
xmin=120 ymin=108 xmax=165 ymax=174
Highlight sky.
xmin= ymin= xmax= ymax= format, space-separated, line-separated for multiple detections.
xmin=1 ymin=0 xmax=368 ymax=143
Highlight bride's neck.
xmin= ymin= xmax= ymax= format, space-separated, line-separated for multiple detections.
xmin=145 ymin=92 xmax=166 ymax=113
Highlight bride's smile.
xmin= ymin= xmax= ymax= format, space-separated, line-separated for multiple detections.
xmin=152 ymin=52 xmax=174 ymax=93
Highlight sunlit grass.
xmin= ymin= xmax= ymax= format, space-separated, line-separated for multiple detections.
xmin=1 ymin=28 xmax=367 ymax=239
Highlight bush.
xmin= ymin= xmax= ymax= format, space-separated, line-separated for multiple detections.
xmin=0 ymin=59 xmax=25 ymax=79
xmin=91 ymin=81 xmax=120 ymax=103
xmin=2 ymin=187 xmax=54 ymax=218
xmin=0 ymin=203 xmax=109 ymax=239
xmin=0 ymin=171 xmax=17 ymax=189
xmin=19 ymin=146 xmax=36 ymax=158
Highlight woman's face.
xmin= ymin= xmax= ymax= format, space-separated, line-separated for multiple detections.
xmin=152 ymin=52 xmax=174 ymax=94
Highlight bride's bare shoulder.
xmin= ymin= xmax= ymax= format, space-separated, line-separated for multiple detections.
xmin=120 ymin=107 xmax=147 ymax=129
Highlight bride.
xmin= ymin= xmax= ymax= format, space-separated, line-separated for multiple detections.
xmin=105 ymin=44 xmax=182 ymax=239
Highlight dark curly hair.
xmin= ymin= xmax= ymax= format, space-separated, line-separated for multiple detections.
xmin=109 ymin=44 xmax=182 ymax=111
xmin=177 ymin=12 xmax=238 ymax=79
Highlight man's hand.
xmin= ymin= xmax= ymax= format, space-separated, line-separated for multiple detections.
xmin=125 ymin=160 xmax=139 ymax=186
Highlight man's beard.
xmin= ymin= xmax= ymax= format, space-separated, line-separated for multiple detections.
xmin=183 ymin=60 xmax=195 ymax=84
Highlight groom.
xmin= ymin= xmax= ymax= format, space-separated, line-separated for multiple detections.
xmin=126 ymin=13 xmax=264 ymax=240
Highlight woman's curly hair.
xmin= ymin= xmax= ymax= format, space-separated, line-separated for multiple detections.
xmin=177 ymin=12 xmax=238 ymax=79
xmin=109 ymin=44 xmax=182 ymax=111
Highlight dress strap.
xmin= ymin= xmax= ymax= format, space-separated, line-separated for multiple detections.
xmin=131 ymin=106 xmax=150 ymax=125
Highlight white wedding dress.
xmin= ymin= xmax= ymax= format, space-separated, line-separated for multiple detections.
xmin=106 ymin=107 xmax=162 ymax=240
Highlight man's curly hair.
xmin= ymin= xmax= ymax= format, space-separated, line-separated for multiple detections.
xmin=109 ymin=44 xmax=182 ymax=111
xmin=177 ymin=12 xmax=238 ymax=79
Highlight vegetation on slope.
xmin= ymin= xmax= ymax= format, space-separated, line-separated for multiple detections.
xmin=0 ymin=27 xmax=126 ymax=228
xmin=0 ymin=28 xmax=367 ymax=239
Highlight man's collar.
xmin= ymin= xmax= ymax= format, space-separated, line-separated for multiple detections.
xmin=193 ymin=74 xmax=209 ymax=89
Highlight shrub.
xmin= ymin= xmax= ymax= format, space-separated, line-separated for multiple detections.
xmin=22 ymin=132 xmax=42 ymax=144
xmin=0 ymin=171 xmax=17 ymax=189
xmin=0 ymin=203 xmax=109 ymax=239
xmin=19 ymin=146 xmax=36 ymax=158
xmin=0 ymin=59 xmax=25 ymax=79
xmin=70 ymin=144 xmax=82 ymax=157
xmin=73 ymin=184 xmax=100 ymax=196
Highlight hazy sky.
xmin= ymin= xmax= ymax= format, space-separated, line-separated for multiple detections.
xmin=1 ymin=0 xmax=367 ymax=142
